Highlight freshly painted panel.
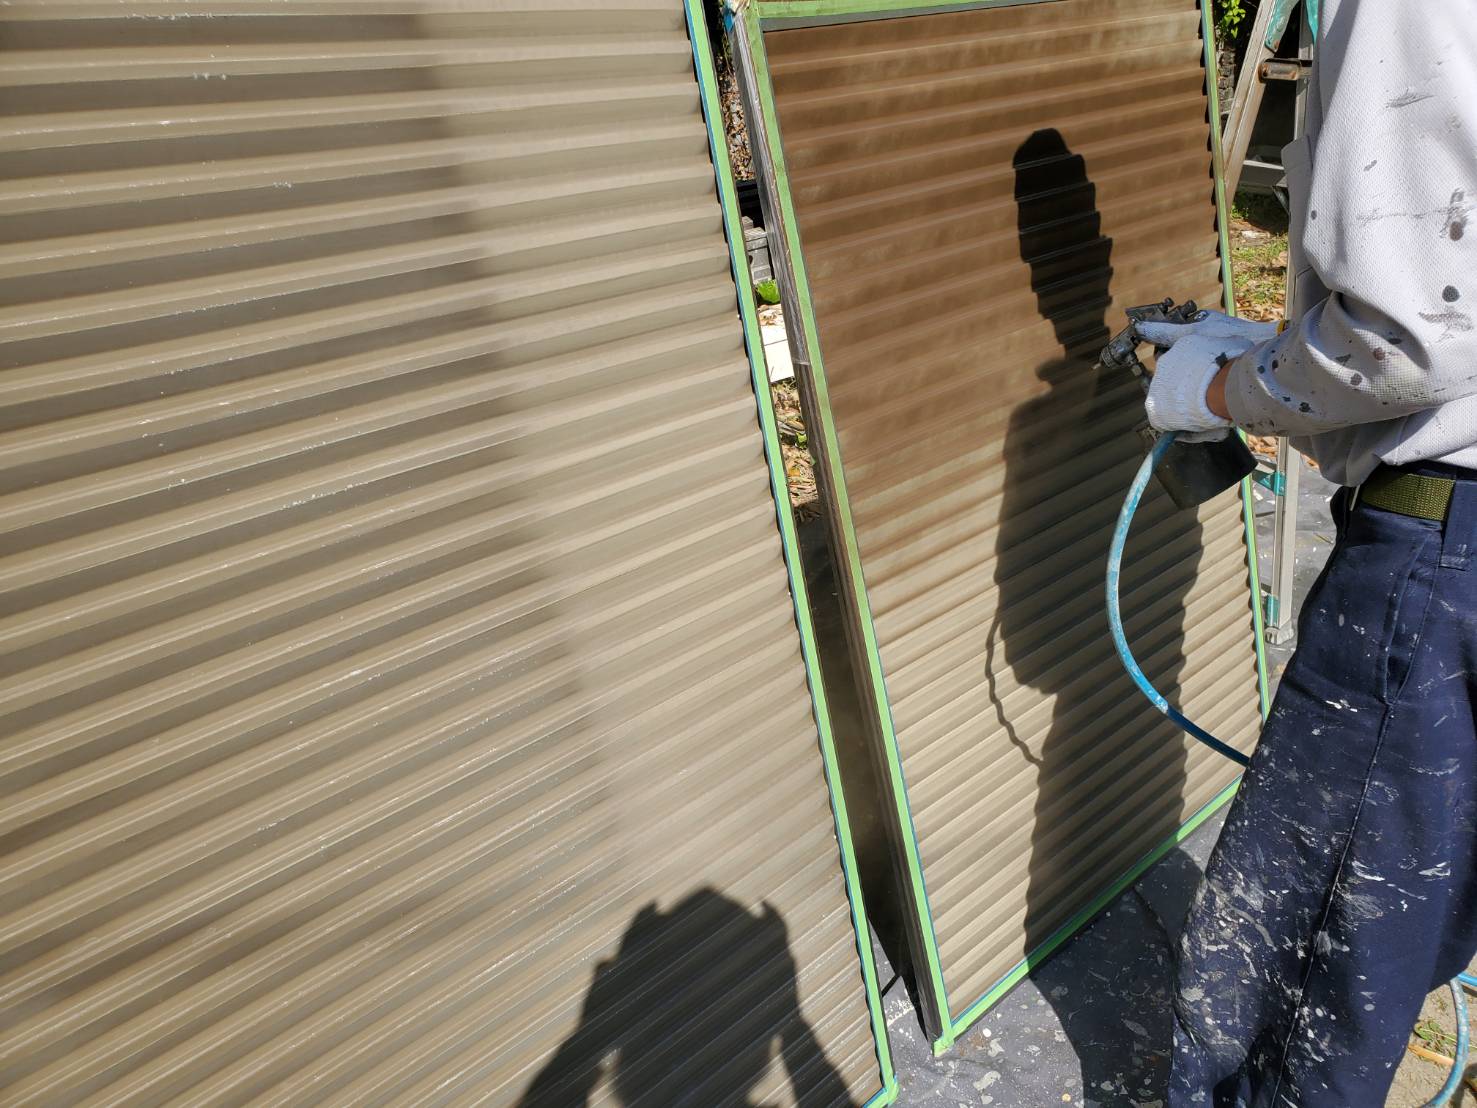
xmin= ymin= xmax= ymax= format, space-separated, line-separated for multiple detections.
xmin=756 ymin=0 xmax=1263 ymax=1033
xmin=0 ymin=3 xmax=887 ymax=1104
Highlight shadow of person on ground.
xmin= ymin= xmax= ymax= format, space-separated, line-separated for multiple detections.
xmin=1017 ymin=845 xmax=1211 ymax=1105
xmin=990 ymin=128 xmax=1201 ymax=1104
xmin=517 ymin=888 xmax=855 ymax=1107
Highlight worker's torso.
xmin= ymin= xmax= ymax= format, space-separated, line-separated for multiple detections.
xmin=1283 ymin=0 xmax=1477 ymax=487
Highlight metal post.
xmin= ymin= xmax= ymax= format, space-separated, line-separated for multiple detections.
xmin=727 ymin=12 xmax=811 ymax=380
xmin=1267 ymin=435 xmax=1300 ymax=644
xmin=1265 ymin=6 xmax=1313 ymax=646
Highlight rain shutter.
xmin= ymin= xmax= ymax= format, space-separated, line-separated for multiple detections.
xmin=749 ymin=0 xmax=1264 ymax=1038
xmin=0 ymin=3 xmax=889 ymax=1103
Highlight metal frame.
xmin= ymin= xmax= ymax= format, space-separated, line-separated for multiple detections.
xmin=1264 ymin=9 xmax=1316 ymax=646
xmin=1205 ymin=1 xmax=1277 ymax=714
xmin=1223 ymin=0 xmax=1317 ymax=648
xmin=685 ymin=4 xmax=899 ymax=1102
xmin=729 ymin=0 xmax=1271 ymax=1054
xmin=750 ymin=0 xmax=1050 ymax=28
xmin=1221 ymin=0 xmax=1287 ymax=200
xmin=731 ymin=0 xmax=956 ymax=1047
xmin=1264 ymin=436 xmax=1302 ymax=643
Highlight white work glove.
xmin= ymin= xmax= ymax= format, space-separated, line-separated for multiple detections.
xmin=1135 ymin=311 xmax=1279 ymax=441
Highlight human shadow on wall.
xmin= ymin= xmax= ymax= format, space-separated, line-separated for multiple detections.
xmin=988 ymin=129 xmax=1200 ymax=1102
xmin=517 ymin=889 xmax=855 ymax=1107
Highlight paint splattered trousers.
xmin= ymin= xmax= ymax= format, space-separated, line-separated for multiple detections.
xmin=1169 ymin=463 xmax=1477 ymax=1108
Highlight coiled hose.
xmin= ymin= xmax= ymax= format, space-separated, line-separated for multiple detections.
xmin=1107 ymin=430 xmax=1471 ymax=1106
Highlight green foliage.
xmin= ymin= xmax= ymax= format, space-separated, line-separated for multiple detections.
xmin=1215 ymin=0 xmax=1249 ymax=39
xmin=1414 ymin=1017 xmax=1459 ymax=1055
xmin=755 ymin=278 xmax=781 ymax=305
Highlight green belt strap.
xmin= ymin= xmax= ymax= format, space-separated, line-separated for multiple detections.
xmin=1361 ymin=469 xmax=1455 ymax=522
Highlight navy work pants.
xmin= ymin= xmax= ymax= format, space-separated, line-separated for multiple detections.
xmin=1168 ymin=465 xmax=1477 ymax=1108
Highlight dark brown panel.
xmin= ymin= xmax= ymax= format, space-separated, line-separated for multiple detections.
xmin=764 ymin=0 xmax=1261 ymax=1020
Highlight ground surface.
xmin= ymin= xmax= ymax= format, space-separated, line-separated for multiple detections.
xmin=716 ymin=51 xmax=753 ymax=182
xmin=1229 ymin=195 xmax=1292 ymax=325
xmin=880 ymin=811 xmax=1227 ymax=1107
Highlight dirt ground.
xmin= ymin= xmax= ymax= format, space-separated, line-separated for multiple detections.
xmin=1390 ymin=983 xmax=1477 ymax=1106
xmin=759 ymin=304 xmax=822 ymax=521
xmin=1230 ymin=193 xmax=1292 ymax=461
xmin=716 ymin=53 xmax=753 ymax=182
xmin=1228 ymin=194 xmax=1291 ymax=324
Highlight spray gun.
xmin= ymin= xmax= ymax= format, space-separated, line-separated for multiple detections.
xmin=1099 ymin=298 xmax=1258 ymax=509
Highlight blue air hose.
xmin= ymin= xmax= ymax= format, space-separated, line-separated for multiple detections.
xmin=1107 ymin=430 xmax=1471 ymax=1105
xmin=1105 ymin=432 xmax=1251 ymax=767
xmin=1428 ymin=980 xmax=1471 ymax=1107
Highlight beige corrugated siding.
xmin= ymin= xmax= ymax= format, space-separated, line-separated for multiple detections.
xmin=0 ymin=4 xmax=883 ymax=1104
xmin=763 ymin=0 xmax=1262 ymax=1020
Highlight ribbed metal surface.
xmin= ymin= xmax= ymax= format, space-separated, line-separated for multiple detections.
xmin=0 ymin=4 xmax=883 ymax=1104
xmin=763 ymin=0 xmax=1262 ymax=1019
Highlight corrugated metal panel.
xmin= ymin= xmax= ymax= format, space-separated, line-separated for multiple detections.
xmin=758 ymin=0 xmax=1263 ymax=1027
xmin=0 ymin=4 xmax=887 ymax=1104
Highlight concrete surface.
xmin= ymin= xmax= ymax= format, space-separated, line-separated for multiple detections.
xmin=881 ymin=815 xmax=1224 ymax=1107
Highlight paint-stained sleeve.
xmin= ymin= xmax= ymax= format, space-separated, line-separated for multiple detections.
xmin=1224 ymin=0 xmax=1477 ymax=439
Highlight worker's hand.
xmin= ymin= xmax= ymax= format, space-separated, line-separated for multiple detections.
xmin=1135 ymin=310 xmax=1279 ymax=353
xmin=1136 ymin=311 xmax=1277 ymax=439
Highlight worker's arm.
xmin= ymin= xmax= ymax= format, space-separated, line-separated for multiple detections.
xmin=1218 ymin=0 xmax=1477 ymax=437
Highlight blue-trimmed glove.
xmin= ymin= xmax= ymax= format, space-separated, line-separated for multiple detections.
xmin=1136 ymin=311 xmax=1278 ymax=441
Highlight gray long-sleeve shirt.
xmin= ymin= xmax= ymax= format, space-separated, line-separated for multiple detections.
xmin=1225 ymin=0 xmax=1477 ymax=486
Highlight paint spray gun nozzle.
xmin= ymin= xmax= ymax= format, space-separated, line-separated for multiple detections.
xmin=1098 ymin=298 xmax=1257 ymax=510
xmin=1098 ymin=298 xmax=1208 ymax=378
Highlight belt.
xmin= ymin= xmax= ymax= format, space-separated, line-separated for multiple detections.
xmin=1361 ymin=468 xmax=1457 ymax=522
